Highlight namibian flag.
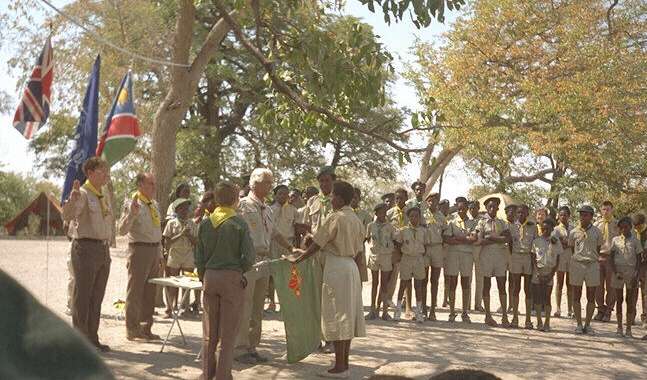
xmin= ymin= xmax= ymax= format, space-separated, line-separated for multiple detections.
xmin=96 ymin=71 xmax=141 ymax=166
xmin=12 ymin=37 xmax=53 ymax=139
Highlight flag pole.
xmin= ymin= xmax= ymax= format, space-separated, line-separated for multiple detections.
xmin=45 ymin=192 xmax=51 ymax=306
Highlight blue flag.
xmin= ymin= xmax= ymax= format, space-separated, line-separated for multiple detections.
xmin=61 ymin=55 xmax=101 ymax=203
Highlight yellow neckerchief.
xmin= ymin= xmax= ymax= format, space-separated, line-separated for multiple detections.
xmin=133 ymin=191 xmax=160 ymax=227
xmin=209 ymin=206 xmax=236 ymax=229
xmin=634 ymin=224 xmax=646 ymax=242
xmin=519 ymin=219 xmax=530 ymax=237
xmin=319 ymin=194 xmax=331 ymax=218
xmin=393 ymin=205 xmax=405 ymax=228
xmin=577 ymin=223 xmax=592 ymax=240
xmin=427 ymin=209 xmax=438 ymax=225
xmin=204 ymin=208 xmax=210 ymax=216
xmin=83 ymin=181 xmax=109 ymax=217
xmin=601 ymin=215 xmax=612 ymax=241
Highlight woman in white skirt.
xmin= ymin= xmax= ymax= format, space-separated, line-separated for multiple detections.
xmin=291 ymin=180 xmax=366 ymax=378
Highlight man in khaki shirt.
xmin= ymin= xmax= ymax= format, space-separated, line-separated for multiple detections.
xmin=62 ymin=157 xmax=113 ymax=352
xmin=593 ymin=200 xmax=620 ymax=321
xmin=118 ymin=172 xmax=163 ymax=341
xmin=236 ymin=168 xmax=293 ymax=364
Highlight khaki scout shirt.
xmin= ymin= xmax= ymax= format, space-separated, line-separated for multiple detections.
xmin=238 ymin=193 xmax=274 ymax=256
xmin=426 ymin=210 xmax=446 ymax=245
xmin=162 ymin=217 xmax=197 ymax=258
xmin=63 ymin=187 xmax=112 ymax=241
xmin=568 ymin=224 xmax=603 ymax=263
xmin=312 ymin=206 xmax=364 ymax=258
xmin=397 ymin=225 xmax=429 ymax=257
xmin=444 ymin=216 xmax=477 ymax=254
xmin=304 ymin=193 xmax=333 ymax=235
xmin=477 ymin=215 xmax=509 ymax=250
xmin=554 ymin=223 xmax=573 ymax=244
xmin=611 ymin=235 xmax=643 ymax=268
xmin=387 ymin=206 xmax=408 ymax=230
xmin=532 ymin=236 xmax=562 ymax=270
xmin=270 ymin=202 xmax=297 ymax=241
xmin=117 ymin=196 xmax=163 ymax=244
xmin=594 ymin=218 xmax=619 ymax=255
xmin=354 ymin=208 xmax=373 ymax=228
xmin=366 ymin=221 xmax=397 ymax=256
xmin=511 ymin=220 xmax=537 ymax=254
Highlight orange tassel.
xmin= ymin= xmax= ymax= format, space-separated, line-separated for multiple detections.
xmin=288 ymin=263 xmax=302 ymax=298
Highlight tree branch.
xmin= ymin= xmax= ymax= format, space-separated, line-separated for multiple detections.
xmin=502 ymin=168 xmax=555 ymax=184
xmin=213 ymin=0 xmax=426 ymax=153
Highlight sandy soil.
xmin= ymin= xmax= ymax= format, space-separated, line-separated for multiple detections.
xmin=2 ymin=237 xmax=647 ymax=379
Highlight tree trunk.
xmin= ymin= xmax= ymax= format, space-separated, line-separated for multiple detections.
xmin=419 ymin=142 xmax=461 ymax=198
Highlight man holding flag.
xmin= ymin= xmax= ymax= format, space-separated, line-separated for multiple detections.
xmin=60 ymin=56 xmax=114 ymax=353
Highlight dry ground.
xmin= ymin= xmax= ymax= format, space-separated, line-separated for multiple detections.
xmin=2 ymin=237 xmax=647 ymax=379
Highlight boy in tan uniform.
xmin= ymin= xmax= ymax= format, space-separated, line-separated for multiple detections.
xmin=443 ymin=198 xmax=477 ymax=323
xmin=62 ymin=157 xmax=113 ymax=352
xmin=594 ymin=200 xmax=619 ymax=321
xmin=385 ymin=188 xmax=411 ymax=315
xmin=394 ymin=207 xmax=430 ymax=323
xmin=425 ymin=192 xmax=446 ymax=321
xmin=554 ymin=206 xmax=574 ymax=318
xmin=268 ymin=184 xmax=298 ymax=312
xmin=477 ymin=197 xmax=511 ymax=327
xmin=609 ymin=217 xmax=642 ymax=337
xmin=469 ymin=200 xmax=484 ymax=311
xmin=531 ymin=218 xmax=562 ymax=332
xmin=366 ymin=203 xmax=397 ymax=320
xmin=568 ymin=205 xmax=603 ymax=334
xmin=509 ymin=205 xmax=537 ymax=329
xmin=405 ymin=181 xmax=428 ymax=218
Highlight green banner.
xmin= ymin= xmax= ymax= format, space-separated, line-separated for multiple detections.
xmin=271 ymin=257 xmax=322 ymax=363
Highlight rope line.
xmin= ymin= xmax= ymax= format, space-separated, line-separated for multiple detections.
xmin=38 ymin=0 xmax=191 ymax=68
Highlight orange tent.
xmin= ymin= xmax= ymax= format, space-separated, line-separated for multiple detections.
xmin=3 ymin=192 xmax=64 ymax=236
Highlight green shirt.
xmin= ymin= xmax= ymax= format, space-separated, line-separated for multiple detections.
xmin=194 ymin=215 xmax=256 ymax=277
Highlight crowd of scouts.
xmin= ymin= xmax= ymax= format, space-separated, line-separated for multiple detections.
xmin=60 ymin=157 xmax=647 ymax=380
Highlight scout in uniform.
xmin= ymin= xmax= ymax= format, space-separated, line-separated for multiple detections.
xmin=195 ymin=181 xmax=255 ymax=380
xmin=235 ymin=168 xmax=293 ymax=364
xmin=352 ymin=187 xmax=372 ymax=283
xmin=594 ymin=200 xmax=619 ymax=321
xmin=554 ymin=206 xmax=574 ymax=318
xmin=439 ymin=198 xmax=451 ymax=308
xmin=477 ymin=197 xmax=511 ymax=327
xmin=568 ymin=205 xmax=603 ymax=334
xmin=290 ymin=181 xmax=366 ymax=378
xmin=503 ymin=204 xmax=518 ymax=314
xmin=365 ymin=203 xmax=398 ymax=321
xmin=62 ymin=157 xmax=113 ymax=352
xmin=509 ymin=205 xmax=537 ymax=329
xmin=386 ymin=188 xmax=412 ymax=316
xmin=469 ymin=200 xmax=484 ymax=311
xmin=443 ymin=198 xmax=477 ymax=323
xmin=609 ymin=217 xmax=643 ymax=337
xmin=268 ymin=184 xmax=298 ymax=312
xmin=162 ymin=198 xmax=197 ymax=318
xmin=531 ymin=218 xmax=562 ymax=332
xmin=118 ymin=172 xmax=163 ymax=341
xmin=425 ymin=192 xmax=446 ymax=321
xmin=394 ymin=207 xmax=430 ymax=323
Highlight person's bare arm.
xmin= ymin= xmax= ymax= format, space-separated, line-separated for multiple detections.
xmin=290 ymin=242 xmax=321 ymax=263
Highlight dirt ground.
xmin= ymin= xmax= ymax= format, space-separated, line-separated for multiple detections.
xmin=2 ymin=237 xmax=647 ymax=379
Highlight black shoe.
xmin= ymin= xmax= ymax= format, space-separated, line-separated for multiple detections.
xmin=94 ymin=342 xmax=111 ymax=352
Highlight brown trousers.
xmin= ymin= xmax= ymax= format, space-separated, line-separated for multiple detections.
xmin=202 ymin=269 xmax=245 ymax=380
xmin=70 ymin=239 xmax=111 ymax=344
xmin=596 ymin=258 xmax=616 ymax=314
xmin=235 ymin=267 xmax=269 ymax=350
xmin=125 ymin=243 xmax=161 ymax=333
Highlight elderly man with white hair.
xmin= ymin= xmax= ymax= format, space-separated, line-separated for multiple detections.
xmin=235 ymin=168 xmax=293 ymax=364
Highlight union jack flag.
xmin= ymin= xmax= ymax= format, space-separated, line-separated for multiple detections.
xmin=12 ymin=37 xmax=54 ymax=139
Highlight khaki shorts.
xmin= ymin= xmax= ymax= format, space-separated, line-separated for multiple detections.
xmin=400 ymin=255 xmax=426 ymax=281
xmin=167 ymin=251 xmax=195 ymax=269
xmin=531 ymin=269 xmax=554 ymax=286
xmin=479 ymin=246 xmax=507 ymax=278
xmin=558 ymin=249 xmax=571 ymax=272
xmin=611 ymin=266 xmax=638 ymax=289
xmin=445 ymin=249 xmax=473 ymax=277
xmin=367 ymin=253 xmax=393 ymax=272
xmin=569 ymin=260 xmax=600 ymax=287
xmin=509 ymin=253 xmax=533 ymax=275
xmin=426 ymin=244 xmax=445 ymax=268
